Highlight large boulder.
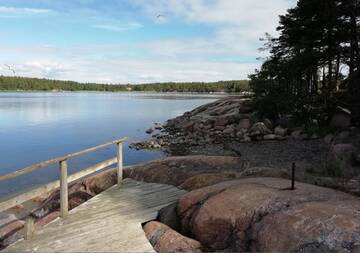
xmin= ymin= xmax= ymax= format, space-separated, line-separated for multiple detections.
xmin=125 ymin=156 xmax=242 ymax=187
xmin=179 ymin=173 xmax=237 ymax=191
xmin=253 ymin=200 xmax=360 ymax=253
xmin=177 ymin=178 xmax=360 ymax=252
xmin=143 ymin=221 xmax=203 ymax=253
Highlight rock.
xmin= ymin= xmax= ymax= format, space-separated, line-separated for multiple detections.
xmin=238 ymin=118 xmax=253 ymax=130
xmin=146 ymin=128 xmax=154 ymax=134
xmin=324 ymin=133 xmax=334 ymax=144
xmin=0 ymin=220 xmax=24 ymax=240
xmin=179 ymin=173 xmax=237 ymax=191
xmin=158 ymin=203 xmax=181 ymax=232
xmin=178 ymin=178 xmax=359 ymax=252
xmin=214 ymin=116 xmax=234 ymax=127
xmin=35 ymin=211 xmax=60 ymax=228
xmin=263 ymin=134 xmax=277 ymax=140
xmin=222 ymin=126 xmax=235 ymax=136
xmin=250 ymin=122 xmax=272 ymax=136
xmin=243 ymin=135 xmax=251 ymax=142
xmin=274 ymin=126 xmax=287 ymax=137
xmin=125 ymin=156 xmax=242 ymax=187
xmin=263 ymin=118 xmax=273 ymax=130
xmin=143 ymin=221 xmax=203 ymax=253
xmin=239 ymin=167 xmax=289 ymax=178
xmin=253 ymin=201 xmax=360 ymax=253
xmin=331 ymin=144 xmax=357 ymax=159
xmin=236 ymin=131 xmax=244 ymax=139
xmin=330 ymin=106 xmax=351 ymax=129
xmin=81 ymin=169 xmax=117 ymax=195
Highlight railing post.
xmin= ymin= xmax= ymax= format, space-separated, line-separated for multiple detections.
xmin=24 ymin=216 xmax=34 ymax=240
xmin=117 ymin=142 xmax=123 ymax=185
xmin=59 ymin=160 xmax=68 ymax=218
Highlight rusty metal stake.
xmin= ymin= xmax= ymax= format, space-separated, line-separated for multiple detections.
xmin=291 ymin=162 xmax=296 ymax=190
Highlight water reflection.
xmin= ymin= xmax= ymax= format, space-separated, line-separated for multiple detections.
xmin=0 ymin=92 xmax=224 ymax=197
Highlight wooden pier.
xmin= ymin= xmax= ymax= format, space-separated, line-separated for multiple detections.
xmin=0 ymin=138 xmax=187 ymax=252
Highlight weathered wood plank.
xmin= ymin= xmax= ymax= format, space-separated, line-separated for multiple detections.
xmin=5 ymin=179 xmax=187 ymax=253
xmin=0 ymin=138 xmax=127 ymax=182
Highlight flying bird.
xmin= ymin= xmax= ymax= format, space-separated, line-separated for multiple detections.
xmin=156 ymin=14 xmax=164 ymax=19
xmin=4 ymin=64 xmax=16 ymax=76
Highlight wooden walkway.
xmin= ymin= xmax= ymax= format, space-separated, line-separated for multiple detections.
xmin=5 ymin=179 xmax=187 ymax=253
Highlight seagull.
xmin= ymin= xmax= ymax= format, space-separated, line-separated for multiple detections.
xmin=4 ymin=64 xmax=16 ymax=76
xmin=156 ymin=14 xmax=164 ymax=19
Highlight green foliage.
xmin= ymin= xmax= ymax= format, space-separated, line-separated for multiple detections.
xmin=250 ymin=0 xmax=360 ymax=123
xmin=0 ymin=76 xmax=250 ymax=93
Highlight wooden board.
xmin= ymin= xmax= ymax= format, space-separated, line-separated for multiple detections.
xmin=4 ymin=179 xmax=187 ymax=253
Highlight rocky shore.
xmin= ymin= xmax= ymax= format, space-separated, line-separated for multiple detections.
xmin=1 ymin=96 xmax=360 ymax=252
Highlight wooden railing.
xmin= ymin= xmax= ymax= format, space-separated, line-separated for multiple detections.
xmin=0 ymin=137 xmax=127 ymax=239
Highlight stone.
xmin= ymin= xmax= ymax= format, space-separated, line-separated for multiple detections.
xmin=238 ymin=118 xmax=253 ymax=130
xmin=243 ymin=135 xmax=251 ymax=142
xmin=179 ymin=173 xmax=237 ymax=191
xmin=222 ymin=126 xmax=235 ymax=136
xmin=158 ymin=203 xmax=181 ymax=232
xmin=263 ymin=118 xmax=273 ymax=130
xmin=330 ymin=106 xmax=351 ymax=129
xmin=143 ymin=221 xmax=203 ymax=253
xmin=178 ymin=178 xmax=359 ymax=252
xmin=252 ymin=201 xmax=360 ymax=253
xmin=236 ymin=131 xmax=244 ymax=139
xmin=0 ymin=220 xmax=24 ymax=240
xmin=146 ymin=128 xmax=154 ymax=134
xmin=35 ymin=211 xmax=60 ymax=228
xmin=249 ymin=122 xmax=272 ymax=136
xmin=125 ymin=156 xmax=242 ymax=187
xmin=214 ymin=116 xmax=230 ymax=127
xmin=274 ymin=126 xmax=287 ymax=137
xmin=263 ymin=134 xmax=277 ymax=140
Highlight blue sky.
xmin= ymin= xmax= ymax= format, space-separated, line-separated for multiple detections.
xmin=0 ymin=0 xmax=296 ymax=83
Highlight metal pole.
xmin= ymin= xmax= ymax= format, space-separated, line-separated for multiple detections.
xmin=291 ymin=162 xmax=296 ymax=190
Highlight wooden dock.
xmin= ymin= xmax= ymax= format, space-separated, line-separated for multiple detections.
xmin=4 ymin=179 xmax=187 ymax=252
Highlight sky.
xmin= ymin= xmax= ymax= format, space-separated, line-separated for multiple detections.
xmin=0 ymin=0 xmax=296 ymax=84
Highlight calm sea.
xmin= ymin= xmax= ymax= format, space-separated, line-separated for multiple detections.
xmin=0 ymin=92 xmax=223 ymax=197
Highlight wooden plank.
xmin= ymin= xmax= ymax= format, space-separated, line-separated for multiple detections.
xmin=0 ymin=137 xmax=127 ymax=182
xmin=59 ymin=160 xmax=68 ymax=218
xmin=5 ymin=179 xmax=186 ymax=253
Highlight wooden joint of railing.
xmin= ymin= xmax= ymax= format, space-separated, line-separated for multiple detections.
xmin=59 ymin=160 xmax=68 ymax=218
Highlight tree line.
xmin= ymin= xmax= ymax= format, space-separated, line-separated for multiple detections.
xmin=250 ymin=0 xmax=360 ymax=124
xmin=0 ymin=76 xmax=249 ymax=93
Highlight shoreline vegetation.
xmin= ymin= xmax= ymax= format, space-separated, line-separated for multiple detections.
xmin=0 ymin=76 xmax=250 ymax=93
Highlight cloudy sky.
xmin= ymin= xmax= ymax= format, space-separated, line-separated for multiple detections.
xmin=0 ymin=0 xmax=296 ymax=84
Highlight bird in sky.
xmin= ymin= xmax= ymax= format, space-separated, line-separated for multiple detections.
xmin=156 ymin=14 xmax=164 ymax=19
xmin=4 ymin=64 xmax=16 ymax=76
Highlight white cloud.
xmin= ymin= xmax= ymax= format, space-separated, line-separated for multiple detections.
xmin=0 ymin=6 xmax=53 ymax=17
xmin=0 ymin=0 xmax=297 ymax=83
xmin=92 ymin=22 xmax=143 ymax=32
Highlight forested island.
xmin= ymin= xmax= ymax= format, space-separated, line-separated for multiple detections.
xmin=0 ymin=76 xmax=249 ymax=93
